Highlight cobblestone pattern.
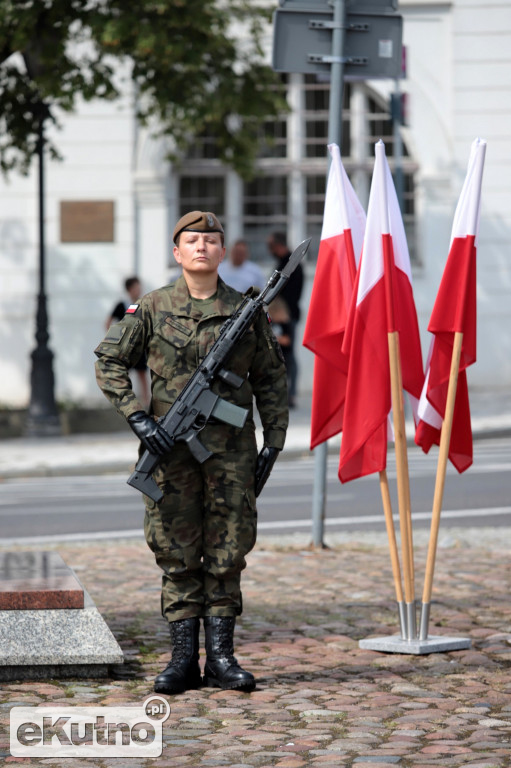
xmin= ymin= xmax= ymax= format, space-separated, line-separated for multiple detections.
xmin=1 ymin=528 xmax=510 ymax=767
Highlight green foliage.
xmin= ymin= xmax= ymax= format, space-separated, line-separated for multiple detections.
xmin=0 ymin=0 xmax=287 ymax=178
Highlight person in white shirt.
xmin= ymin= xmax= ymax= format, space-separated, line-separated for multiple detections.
xmin=218 ymin=239 xmax=266 ymax=293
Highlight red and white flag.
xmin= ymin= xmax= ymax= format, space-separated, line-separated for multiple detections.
xmin=339 ymin=141 xmax=424 ymax=482
xmin=415 ymin=138 xmax=486 ymax=472
xmin=303 ymin=143 xmax=366 ymax=449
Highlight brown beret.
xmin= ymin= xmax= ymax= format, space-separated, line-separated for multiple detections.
xmin=173 ymin=210 xmax=224 ymax=244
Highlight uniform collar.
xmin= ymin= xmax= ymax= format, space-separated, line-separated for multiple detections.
xmin=169 ymin=274 xmax=241 ymax=320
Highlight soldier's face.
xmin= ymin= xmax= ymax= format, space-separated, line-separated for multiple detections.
xmin=173 ymin=231 xmax=225 ymax=275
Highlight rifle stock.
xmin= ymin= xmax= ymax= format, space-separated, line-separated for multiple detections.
xmin=128 ymin=461 xmax=163 ymax=502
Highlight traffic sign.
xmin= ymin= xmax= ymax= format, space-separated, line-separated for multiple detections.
xmin=273 ymin=3 xmax=403 ymax=79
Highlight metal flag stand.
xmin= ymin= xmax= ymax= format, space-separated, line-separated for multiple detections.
xmin=359 ymin=625 xmax=471 ymax=656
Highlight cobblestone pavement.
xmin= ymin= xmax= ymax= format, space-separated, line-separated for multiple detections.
xmin=1 ymin=528 xmax=510 ymax=768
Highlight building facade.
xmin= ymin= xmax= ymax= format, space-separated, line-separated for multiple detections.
xmin=0 ymin=0 xmax=510 ymax=409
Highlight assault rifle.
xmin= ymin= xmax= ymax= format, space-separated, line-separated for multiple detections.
xmin=127 ymin=238 xmax=311 ymax=502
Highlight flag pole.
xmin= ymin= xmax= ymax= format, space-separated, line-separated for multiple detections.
xmin=340 ymin=164 xmax=409 ymax=637
xmin=339 ymin=170 xmax=407 ymax=632
xmin=418 ymin=139 xmax=485 ymax=642
xmin=379 ymin=469 xmax=407 ymax=638
xmin=377 ymin=141 xmax=416 ymax=640
xmin=387 ymin=327 xmax=416 ymax=639
xmin=337 ymin=152 xmax=408 ymax=637
xmin=419 ymin=331 xmax=463 ymax=640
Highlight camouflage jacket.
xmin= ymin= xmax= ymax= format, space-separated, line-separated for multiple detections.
xmin=94 ymin=275 xmax=288 ymax=451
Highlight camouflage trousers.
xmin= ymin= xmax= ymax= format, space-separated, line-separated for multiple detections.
xmin=143 ymin=445 xmax=258 ymax=623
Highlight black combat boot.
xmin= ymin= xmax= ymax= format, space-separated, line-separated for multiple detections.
xmin=203 ymin=616 xmax=255 ymax=691
xmin=154 ymin=617 xmax=201 ymax=694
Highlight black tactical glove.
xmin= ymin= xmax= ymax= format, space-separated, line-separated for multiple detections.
xmin=254 ymin=445 xmax=280 ymax=497
xmin=127 ymin=411 xmax=174 ymax=456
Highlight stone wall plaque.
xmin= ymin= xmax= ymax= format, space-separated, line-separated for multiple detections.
xmin=60 ymin=200 xmax=115 ymax=242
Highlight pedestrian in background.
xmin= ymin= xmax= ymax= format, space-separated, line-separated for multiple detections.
xmin=218 ymin=238 xmax=266 ymax=293
xmin=267 ymin=295 xmax=292 ymax=371
xmin=267 ymin=232 xmax=304 ymax=408
xmin=95 ymin=211 xmax=288 ymax=695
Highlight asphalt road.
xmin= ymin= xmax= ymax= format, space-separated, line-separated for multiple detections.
xmin=1 ymin=437 xmax=510 ymax=543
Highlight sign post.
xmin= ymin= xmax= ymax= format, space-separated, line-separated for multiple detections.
xmin=272 ymin=0 xmax=404 ymax=547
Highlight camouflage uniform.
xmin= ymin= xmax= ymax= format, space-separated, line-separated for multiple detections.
xmin=95 ymin=274 xmax=288 ymax=622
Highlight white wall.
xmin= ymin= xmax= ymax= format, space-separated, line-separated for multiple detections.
xmin=0 ymin=86 xmax=136 ymax=407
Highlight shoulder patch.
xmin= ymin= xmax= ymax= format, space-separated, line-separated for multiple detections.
xmin=125 ymin=304 xmax=139 ymax=315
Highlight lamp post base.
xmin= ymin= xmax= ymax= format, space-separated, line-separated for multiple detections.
xmin=25 ymin=341 xmax=61 ymax=437
xmin=25 ymin=412 xmax=61 ymax=438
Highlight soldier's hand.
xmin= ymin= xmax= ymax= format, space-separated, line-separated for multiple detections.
xmin=127 ymin=411 xmax=174 ymax=456
xmin=255 ymin=445 xmax=280 ymax=497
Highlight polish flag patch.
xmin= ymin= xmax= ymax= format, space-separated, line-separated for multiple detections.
xmin=125 ymin=304 xmax=139 ymax=314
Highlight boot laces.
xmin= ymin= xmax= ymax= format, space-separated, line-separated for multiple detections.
xmin=170 ymin=623 xmax=195 ymax=662
xmin=216 ymin=622 xmax=236 ymax=663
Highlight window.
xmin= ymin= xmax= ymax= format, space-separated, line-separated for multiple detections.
xmin=256 ymin=117 xmax=288 ymax=159
xmin=173 ymin=76 xmax=419 ymax=264
xmin=178 ymin=177 xmax=225 ymax=219
xmin=305 ymin=174 xmax=326 ymax=253
xmin=364 ymin=90 xmax=418 ymax=260
xmin=243 ymin=176 xmax=288 ymax=261
xmin=303 ymin=75 xmax=350 ymax=158
xmin=184 ymin=132 xmax=221 ymax=161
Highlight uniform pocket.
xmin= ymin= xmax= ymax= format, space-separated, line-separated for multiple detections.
xmin=103 ymin=325 xmax=128 ymax=344
xmin=157 ymin=317 xmax=194 ymax=349
xmin=149 ymin=317 xmax=195 ymax=379
xmin=143 ymin=494 xmax=169 ymax=554
xmin=95 ymin=319 xmax=143 ymax=364
xmin=243 ymin=487 xmax=258 ymax=554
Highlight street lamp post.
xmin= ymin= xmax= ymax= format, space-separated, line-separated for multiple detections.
xmin=25 ymin=100 xmax=61 ymax=436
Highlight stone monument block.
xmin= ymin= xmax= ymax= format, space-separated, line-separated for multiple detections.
xmin=0 ymin=551 xmax=124 ymax=681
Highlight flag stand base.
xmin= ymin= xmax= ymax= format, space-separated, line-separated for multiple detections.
xmin=359 ymin=634 xmax=471 ymax=655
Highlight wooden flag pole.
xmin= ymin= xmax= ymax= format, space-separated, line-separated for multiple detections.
xmin=381 ymin=217 xmax=416 ymax=640
xmin=377 ymin=141 xmax=416 ymax=641
xmin=379 ymin=469 xmax=406 ymax=638
xmin=388 ymin=330 xmax=416 ymax=639
xmin=419 ymin=331 xmax=464 ymax=639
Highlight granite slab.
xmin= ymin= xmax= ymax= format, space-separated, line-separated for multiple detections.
xmin=0 ymin=596 xmax=124 ymax=680
xmin=0 ymin=552 xmax=124 ymax=680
